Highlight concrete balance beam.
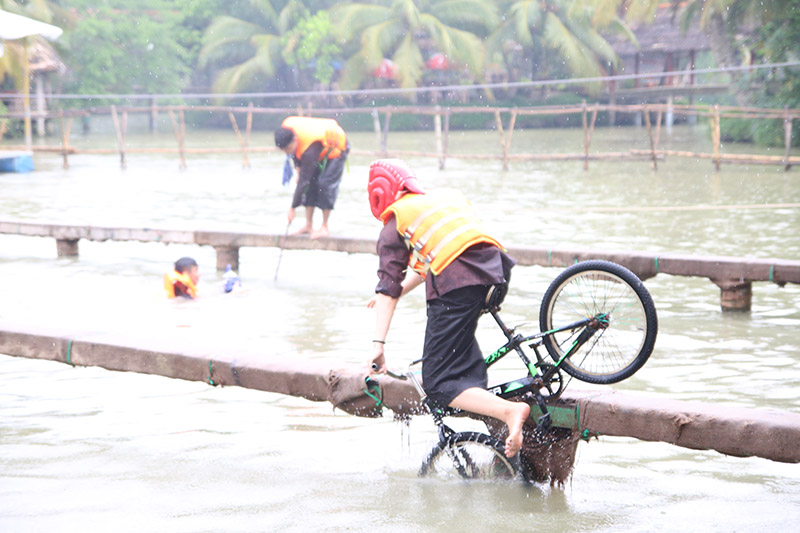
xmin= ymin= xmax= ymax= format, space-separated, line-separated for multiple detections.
xmin=2 ymin=219 xmax=799 ymax=312
xmin=2 ymin=320 xmax=799 ymax=467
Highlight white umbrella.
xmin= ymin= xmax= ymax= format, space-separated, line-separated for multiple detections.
xmin=0 ymin=10 xmax=63 ymax=149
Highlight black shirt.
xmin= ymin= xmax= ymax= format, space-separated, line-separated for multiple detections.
xmin=291 ymin=142 xmax=324 ymax=208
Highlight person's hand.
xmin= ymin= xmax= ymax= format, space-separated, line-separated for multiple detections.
xmin=366 ymin=295 xmax=378 ymax=309
xmin=287 ymin=207 xmax=295 ymax=223
xmin=369 ymin=343 xmax=386 ymax=374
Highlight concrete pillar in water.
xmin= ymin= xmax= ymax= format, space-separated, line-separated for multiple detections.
xmin=712 ymin=279 xmax=752 ymax=312
xmin=215 ymin=246 xmax=240 ymax=271
xmin=56 ymin=239 xmax=79 ymax=257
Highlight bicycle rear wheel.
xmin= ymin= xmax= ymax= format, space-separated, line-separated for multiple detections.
xmin=419 ymin=432 xmax=521 ymax=481
xmin=539 ymin=260 xmax=658 ymax=384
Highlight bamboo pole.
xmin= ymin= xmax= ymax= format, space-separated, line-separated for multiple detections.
xmin=168 ymin=109 xmax=187 ymax=170
xmin=149 ymin=95 xmax=158 ymax=133
xmin=785 ymin=107 xmax=793 ymax=172
xmin=643 ymin=105 xmax=658 ymax=170
xmin=57 ymin=110 xmax=72 ymax=170
xmin=228 ymin=111 xmax=250 ymax=169
xmin=110 ymin=105 xmax=126 ymax=169
xmin=371 ymin=108 xmax=382 ymax=151
xmin=434 ymin=107 xmax=444 ymax=170
xmin=442 ymin=109 xmax=450 ymax=169
xmin=713 ymin=104 xmax=722 ymax=172
xmin=582 ymin=101 xmax=588 ymax=170
xmin=494 ymin=110 xmax=508 ymax=170
xmin=382 ymin=111 xmax=392 ymax=156
xmin=654 ymin=109 xmax=663 ymax=149
xmin=505 ymin=110 xmax=517 ymax=161
xmin=583 ymin=104 xmax=598 ymax=171
xmin=246 ymin=102 xmax=253 ymax=157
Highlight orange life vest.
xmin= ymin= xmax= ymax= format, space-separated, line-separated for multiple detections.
xmin=164 ymin=270 xmax=198 ymax=299
xmin=380 ymin=190 xmax=503 ymax=277
xmin=282 ymin=116 xmax=347 ymax=161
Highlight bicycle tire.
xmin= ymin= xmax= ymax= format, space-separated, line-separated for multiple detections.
xmin=418 ymin=431 xmax=521 ymax=481
xmin=539 ymin=260 xmax=658 ymax=384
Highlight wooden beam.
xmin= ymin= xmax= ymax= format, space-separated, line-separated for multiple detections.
xmin=2 ymin=321 xmax=799 ymax=464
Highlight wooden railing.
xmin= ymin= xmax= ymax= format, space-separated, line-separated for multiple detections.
xmin=2 ymin=219 xmax=798 ymax=312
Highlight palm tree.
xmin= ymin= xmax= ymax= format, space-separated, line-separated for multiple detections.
xmin=199 ymin=0 xmax=309 ymax=93
xmin=329 ymin=0 xmax=499 ymax=89
xmin=488 ymin=0 xmax=637 ymax=87
xmin=670 ymin=0 xmax=791 ymax=106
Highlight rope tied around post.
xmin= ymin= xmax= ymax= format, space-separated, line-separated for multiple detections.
xmin=66 ymin=339 xmax=74 ymax=366
xmin=654 ymin=257 xmax=660 ymax=274
xmin=207 ymin=360 xmax=218 ymax=386
xmin=363 ymin=375 xmax=383 ymax=408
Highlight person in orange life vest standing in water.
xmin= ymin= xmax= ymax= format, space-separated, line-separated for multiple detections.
xmin=164 ymin=257 xmax=199 ymax=299
xmin=274 ymin=116 xmax=349 ymax=239
xmin=365 ymin=159 xmax=530 ymax=458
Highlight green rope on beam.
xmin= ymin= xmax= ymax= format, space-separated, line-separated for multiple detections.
xmin=66 ymin=340 xmax=74 ymax=366
xmin=548 ymin=250 xmax=552 ymax=267
xmin=208 ymin=361 xmax=216 ymax=386
xmin=654 ymin=257 xmax=660 ymax=273
xmin=769 ymin=265 xmax=774 ymax=282
xmin=363 ymin=376 xmax=383 ymax=408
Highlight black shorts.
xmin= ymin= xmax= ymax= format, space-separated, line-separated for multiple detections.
xmin=300 ymin=151 xmax=346 ymax=210
xmin=421 ymin=284 xmax=490 ymax=410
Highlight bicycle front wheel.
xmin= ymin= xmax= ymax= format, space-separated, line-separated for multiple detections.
xmin=539 ymin=260 xmax=658 ymax=384
xmin=418 ymin=432 xmax=521 ymax=481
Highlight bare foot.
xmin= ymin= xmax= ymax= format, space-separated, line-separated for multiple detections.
xmin=504 ymin=402 xmax=531 ymax=457
xmin=291 ymin=225 xmax=312 ymax=236
xmin=310 ymin=226 xmax=330 ymax=240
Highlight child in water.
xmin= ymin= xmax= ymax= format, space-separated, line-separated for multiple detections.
xmin=164 ymin=257 xmax=199 ymax=299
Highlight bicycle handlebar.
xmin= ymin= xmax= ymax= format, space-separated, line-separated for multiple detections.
xmin=371 ymin=362 xmax=408 ymax=381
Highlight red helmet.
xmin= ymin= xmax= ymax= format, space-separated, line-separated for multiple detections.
xmin=368 ymin=159 xmax=424 ymax=219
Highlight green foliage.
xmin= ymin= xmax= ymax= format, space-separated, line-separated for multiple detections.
xmin=60 ymin=1 xmax=190 ymax=102
xmin=281 ymin=10 xmax=341 ymax=84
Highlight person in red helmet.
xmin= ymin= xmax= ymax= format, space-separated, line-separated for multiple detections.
xmin=366 ymin=159 xmax=530 ymax=458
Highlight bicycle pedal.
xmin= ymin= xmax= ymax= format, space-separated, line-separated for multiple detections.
xmin=537 ymin=412 xmax=552 ymax=432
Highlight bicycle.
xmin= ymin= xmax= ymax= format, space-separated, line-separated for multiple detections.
xmin=368 ymin=259 xmax=658 ymax=482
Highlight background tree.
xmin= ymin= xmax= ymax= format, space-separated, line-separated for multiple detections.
xmin=673 ymin=0 xmax=794 ymax=107
xmin=281 ymin=10 xmax=342 ymax=87
xmin=329 ymin=0 xmax=499 ymax=90
xmin=58 ymin=0 xmax=191 ymax=100
xmin=198 ymin=0 xmax=310 ymax=94
xmin=487 ymin=0 xmax=637 ymax=92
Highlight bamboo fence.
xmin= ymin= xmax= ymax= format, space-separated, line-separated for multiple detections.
xmin=1 ymin=101 xmax=797 ymax=172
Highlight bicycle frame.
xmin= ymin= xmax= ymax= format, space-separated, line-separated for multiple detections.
xmin=382 ymin=307 xmax=607 ymax=433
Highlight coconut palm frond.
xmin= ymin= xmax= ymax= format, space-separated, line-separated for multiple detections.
xmin=247 ymin=0 xmax=280 ymax=24
xmin=396 ymin=0 xmax=423 ymax=32
xmin=199 ymin=16 xmax=264 ymax=67
xmin=508 ymin=0 xmax=542 ymax=47
xmin=428 ymin=0 xmax=500 ymax=34
xmin=607 ymin=16 xmax=639 ymax=50
xmin=336 ymin=51 xmax=372 ymax=90
xmin=329 ymin=3 xmax=392 ymax=41
xmin=564 ymin=19 xmax=618 ymax=65
xmin=542 ymin=11 xmax=603 ymax=77
xmin=276 ymin=0 xmax=309 ymax=34
xmin=422 ymin=15 xmax=486 ymax=75
xmin=250 ymin=33 xmax=283 ymax=75
xmin=392 ymin=33 xmax=424 ymax=89
xmin=622 ymin=0 xmax=660 ymax=23
xmin=211 ymin=53 xmax=274 ymax=94
xmin=360 ymin=19 xmax=406 ymax=65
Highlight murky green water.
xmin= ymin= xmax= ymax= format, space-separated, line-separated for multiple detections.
xmin=1 ymin=124 xmax=799 ymax=531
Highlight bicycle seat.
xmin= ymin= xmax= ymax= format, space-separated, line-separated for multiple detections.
xmin=484 ymin=282 xmax=508 ymax=312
